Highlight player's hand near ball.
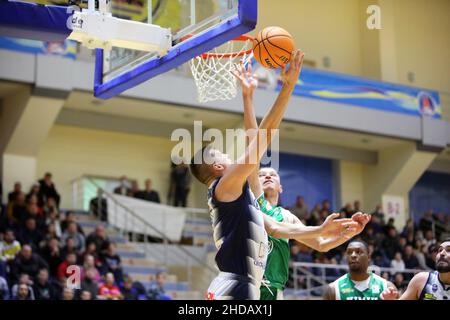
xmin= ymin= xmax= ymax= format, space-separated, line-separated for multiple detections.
xmin=232 ymin=62 xmax=259 ymax=97
xmin=280 ymin=50 xmax=305 ymax=88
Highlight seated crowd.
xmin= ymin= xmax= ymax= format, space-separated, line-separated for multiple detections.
xmin=0 ymin=174 xmax=170 ymax=300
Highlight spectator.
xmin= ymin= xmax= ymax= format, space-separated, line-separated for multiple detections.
xmin=390 ymin=252 xmax=405 ymax=272
xmin=60 ymin=211 xmax=84 ymax=235
xmin=0 ymin=229 xmax=22 ymax=262
xmin=8 ymin=182 xmax=22 ymax=203
xmin=136 ymin=179 xmax=160 ymax=204
xmin=86 ymin=224 xmax=109 ymax=254
xmin=7 ymin=192 xmax=27 ymax=227
xmin=62 ymin=287 xmax=75 ymax=300
xmin=371 ymin=204 xmax=385 ymax=225
xmin=26 ymin=183 xmax=44 ymax=208
xmin=81 ymin=254 xmax=101 ymax=282
xmin=289 ymin=196 xmax=309 ymax=221
xmin=100 ymin=242 xmax=123 ymax=283
xmin=11 ymin=274 xmax=35 ymax=299
xmin=33 ymin=268 xmax=60 ymax=300
xmin=56 ymin=252 xmax=78 ymax=283
xmin=403 ymin=245 xmax=420 ymax=271
xmin=416 ymin=244 xmax=432 ymax=271
xmin=82 ymin=242 xmax=101 ymax=268
xmin=321 ymin=199 xmax=332 ymax=215
xmin=147 ymin=272 xmax=171 ymax=300
xmin=424 ymin=230 xmax=436 ymax=249
xmin=44 ymin=197 xmax=58 ymax=216
xmin=307 ymin=203 xmax=321 ymax=226
xmin=382 ymin=227 xmax=402 ymax=260
xmin=419 ymin=209 xmax=434 ymax=232
xmin=129 ymin=181 xmax=140 ymax=197
xmin=38 ymin=173 xmax=60 ymax=207
xmin=120 ymin=275 xmax=139 ymax=300
xmin=61 ymin=221 xmax=85 ymax=252
xmin=23 ymin=202 xmax=46 ymax=232
xmin=114 ymin=176 xmax=131 ymax=196
xmin=46 ymin=209 xmax=62 ymax=238
xmin=89 ymin=190 xmax=107 ymax=221
xmin=18 ymin=218 xmax=44 ymax=251
xmin=40 ymin=238 xmax=63 ymax=278
xmin=0 ymin=275 xmax=9 ymax=300
xmin=289 ymin=244 xmax=301 ymax=261
xmin=80 ymin=290 xmax=93 ymax=300
xmin=393 ymin=273 xmax=407 ymax=294
xmin=401 ymin=219 xmax=415 ymax=238
xmin=13 ymin=283 xmax=34 ymax=300
xmin=61 ymin=238 xmax=80 ymax=262
xmin=170 ymin=162 xmax=191 ymax=207
xmin=10 ymin=245 xmax=48 ymax=282
xmin=98 ymin=272 xmax=122 ymax=300
xmin=340 ymin=203 xmax=353 ymax=218
xmin=81 ymin=269 xmax=99 ymax=300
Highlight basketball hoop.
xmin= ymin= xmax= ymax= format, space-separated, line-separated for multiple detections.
xmin=189 ymin=35 xmax=254 ymax=103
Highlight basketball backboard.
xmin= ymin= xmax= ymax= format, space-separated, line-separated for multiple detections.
xmin=93 ymin=0 xmax=257 ymax=99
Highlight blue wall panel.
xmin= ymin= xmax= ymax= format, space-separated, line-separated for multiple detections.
xmin=409 ymin=171 xmax=450 ymax=220
xmin=264 ymin=152 xmax=334 ymax=210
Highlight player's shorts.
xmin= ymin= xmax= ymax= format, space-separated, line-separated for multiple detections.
xmin=260 ymin=285 xmax=284 ymax=300
xmin=206 ymin=272 xmax=261 ymax=300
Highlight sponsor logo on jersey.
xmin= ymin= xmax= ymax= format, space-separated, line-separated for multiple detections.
xmin=372 ymin=284 xmax=380 ymax=294
xmin=341 ymin=288 xmax=354 ymax=294
xmin=424 ymin=293 xmax=437 ymax=300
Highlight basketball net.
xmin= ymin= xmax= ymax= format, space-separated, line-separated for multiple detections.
xmin=189 ymin=36 xmax=254 ymax=103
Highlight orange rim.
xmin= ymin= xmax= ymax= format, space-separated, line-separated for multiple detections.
xmin=200 ymin=35 xmax=254 ymax=59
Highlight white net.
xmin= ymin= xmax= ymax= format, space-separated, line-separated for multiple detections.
xmin=189 ymin=37 xmax=253 ymax=103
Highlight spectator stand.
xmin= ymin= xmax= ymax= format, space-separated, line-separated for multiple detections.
xmin=71 ymin=176 xmax=216 ymax=297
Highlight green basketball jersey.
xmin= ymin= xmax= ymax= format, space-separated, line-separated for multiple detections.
xmin=257 ymin=195 xmax=291 ymax=290
xmin=334 ymin=273 xmax=388 ymax=300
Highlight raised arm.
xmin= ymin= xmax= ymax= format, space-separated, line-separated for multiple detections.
xmin=264 ymin=212 xmax=358 ymax=242
xmin=232 ymin=62 xmax=262 ymax=198
xmin=295 ymin=212 xmax=371 ymax=252
xmin=215 ymin=50 xmax=304 ymax=202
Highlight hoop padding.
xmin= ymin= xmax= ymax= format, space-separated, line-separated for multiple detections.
xmin=189 ymin=36 xmax=254 ymax=103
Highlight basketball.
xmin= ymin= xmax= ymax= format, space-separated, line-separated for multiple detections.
xmin=253 ymin=26 xmax=295 ymax=69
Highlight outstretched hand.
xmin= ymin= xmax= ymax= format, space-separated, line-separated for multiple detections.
xmin=380 ymin=287 xmax=398 ymax=300
xmin=320 ymin=213 xmax=359 ymax=239
xmin=280 ymin=49 xmax=305 ymax=88
xmin=349 ymin=212 xmax=371 ymax=235
xmin=231 ymin=61 xmax=258 ymax=97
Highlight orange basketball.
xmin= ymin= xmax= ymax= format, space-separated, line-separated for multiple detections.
xmin=253 ymin=26 xmax=295 ymax=69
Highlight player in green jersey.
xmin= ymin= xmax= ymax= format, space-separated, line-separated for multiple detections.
xmin=232 ymin=62 xmax=371 ymax=300
xmin=255 ymin=168 xmax=370 ymax=300
xmin=323 ymin=240 xmax=398 ymax=300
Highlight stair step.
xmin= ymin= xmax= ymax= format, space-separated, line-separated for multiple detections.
xmin=121 ymin=258 xmax=162 ymax=267
xmin=127 ymin=273 xmax=177 ymax=283
xmin=123 ymin=266 xmax=167 ymax=275
xmin=117 ymin=250 xmax=146 ymax=259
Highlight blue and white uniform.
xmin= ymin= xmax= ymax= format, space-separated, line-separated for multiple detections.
xmin=206 ymin=178 xmax=268 ymax=300
xmin=419 ymin=271 xmax=450 ymax=300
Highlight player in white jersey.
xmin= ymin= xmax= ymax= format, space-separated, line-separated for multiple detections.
xmin=382 ymin=238 xmax=450 ymax=300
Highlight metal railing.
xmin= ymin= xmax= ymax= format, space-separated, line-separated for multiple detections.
xmin=288 ymin=261 xmax=425 ymax=298
xmin=71 ymin=176 xmax=216 ymax=292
